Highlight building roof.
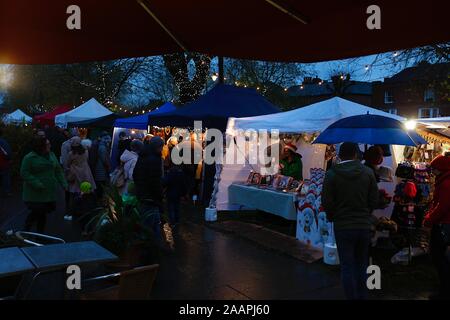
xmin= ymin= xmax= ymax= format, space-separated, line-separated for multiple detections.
xmin=287 ymin=81 xmax=372 ymax=97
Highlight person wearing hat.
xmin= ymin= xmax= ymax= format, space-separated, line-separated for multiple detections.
xmin=279 ymin=143 xmax=303 ymax=181
xmin=63 ymin=136 xmax=96 ymax=221
xmin=424 ymin=153 xmax=450 ymax=299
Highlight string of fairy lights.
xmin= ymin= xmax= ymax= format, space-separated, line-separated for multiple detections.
xmin=210 ymin=51 xmax=403 ymax=93
xmin=32 ymin=51 xmax=404 ymax=115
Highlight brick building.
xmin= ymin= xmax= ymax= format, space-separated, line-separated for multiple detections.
xmin=373 ymin=62 xmax=450 ymax=119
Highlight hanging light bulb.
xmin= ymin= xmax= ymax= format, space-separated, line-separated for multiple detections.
xmin=211 ymin=73 xmax=218 ymax=82
xmin=365 ymin=65 xmax=370 ymax=71
xmin=284 ymin=88 xmax=288 ymax=92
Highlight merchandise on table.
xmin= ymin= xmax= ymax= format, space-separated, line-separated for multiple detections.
xmin=389 ymin=160 xmax=433 ymax=261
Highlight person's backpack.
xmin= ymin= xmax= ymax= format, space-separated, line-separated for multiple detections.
xmin=0 ymin=146 xmax=10 ymax=171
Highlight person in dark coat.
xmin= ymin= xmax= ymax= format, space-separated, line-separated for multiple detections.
xmin=322 ymin=142 xmax=379 ymax=300
xmin=163 ymin=164 xmax=187 ymax=226
xmin=133 ymin=136 xmax=164 ymax=239
xmin=424 ymin=153 xmax=450 ymax=299
xmin=93 ymin=133 xmax=111 ymax=200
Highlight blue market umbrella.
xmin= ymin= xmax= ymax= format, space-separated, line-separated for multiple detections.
xmin=313 ymin=114 xmax=427 ymax=146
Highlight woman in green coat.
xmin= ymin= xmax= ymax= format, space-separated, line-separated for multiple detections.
xmin=20 ymin=136 xmax=67 ymax=233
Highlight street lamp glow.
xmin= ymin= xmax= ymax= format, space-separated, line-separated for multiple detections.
xmin=0 ymin=69 xmax=12 ymax=87
xmin=405 ymin=120 xmax=417 ymax=130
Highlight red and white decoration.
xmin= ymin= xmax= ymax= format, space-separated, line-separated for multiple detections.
xmin=296 ymin=168 xmax=335 ymax=250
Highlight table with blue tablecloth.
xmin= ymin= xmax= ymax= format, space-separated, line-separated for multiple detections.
xmin=228 ymin=183 xmax=297 ymax=220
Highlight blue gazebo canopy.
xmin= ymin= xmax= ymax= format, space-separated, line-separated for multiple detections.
xmin=114 ymin=102 xmax=176 ymax=129
xmin=149 ymin=84 xmax=280 ymax=131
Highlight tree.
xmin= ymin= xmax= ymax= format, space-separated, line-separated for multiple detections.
xmin=224 ymin=59 xmax=309 ymax=109
xmin=127 ymin=56 xmax=176 ymax=106
xmin=163 ymin=52 xmax=211 ymax=104
xmin=225 ymin=59 xmax=307 ymax=91
xmin=61 ymin=58 xmax=145 ymax=105
xmin=3 ymin=58 xmax=144 ymax=113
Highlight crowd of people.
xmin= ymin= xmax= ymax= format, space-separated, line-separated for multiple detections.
xmin=6 ymin=125 xmax=193 ymax=242
xmin=2 ymin=122 xmax=449 ymax=300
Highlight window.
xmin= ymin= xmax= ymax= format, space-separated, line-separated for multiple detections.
xmin=424 ymin=88 xmax=435 ymax=102
xmin=418 ymin=107 xmax=439 ymax=118
xmin=386 ymin=108 xmax=398 ymax=115
xmin=384 ymin=90 xmax=393 ymax=104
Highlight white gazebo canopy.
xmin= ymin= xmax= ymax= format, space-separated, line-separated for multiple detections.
xmin=227 ymin=97 xmax=405 ymax=135
xmin=55 ymin=98 xmax=112 ymax=128
xmin=2 ymin=109 xmax=32 ymax=124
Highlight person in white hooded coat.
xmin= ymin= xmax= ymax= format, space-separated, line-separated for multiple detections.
xmin=119 ymin=139 xmax=144 ymax=194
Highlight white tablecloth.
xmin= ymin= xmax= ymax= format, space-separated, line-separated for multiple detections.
xmin=228 ymin=184 xmax=297 ymax=220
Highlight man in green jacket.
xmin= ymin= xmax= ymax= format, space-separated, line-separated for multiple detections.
xmin=322 ymin=142 xmax=379 ymax=300
xmin=280 ymin=143 xmax=303 ymax=181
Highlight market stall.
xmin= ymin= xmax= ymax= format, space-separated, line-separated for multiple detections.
xmin=207 ymin=97 xmax=429 ymax=254
xmin=386 ymin=128 xmax=450 ymax=263
xmin=33 ymin=104 xmax=72 ymax=127
xmin=1 ymin=109 xmax=32 ymax=125
xmin=217 ymin=97 xmax=406 ymax=213
xmin=55 ymin=98 xmax=112 ymax=128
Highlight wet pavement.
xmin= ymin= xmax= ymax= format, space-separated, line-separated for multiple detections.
xmin=1 ymin=187 xmax=347 ymax=300
xmin=151 ymin=222 xmax=343 ymax=300
xmin=3 ymin=189 xmax=437 ymax=300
